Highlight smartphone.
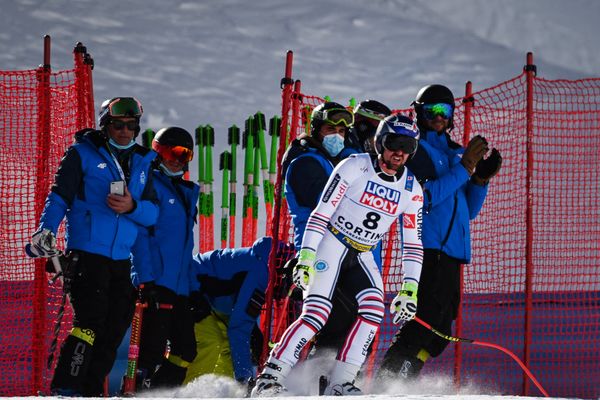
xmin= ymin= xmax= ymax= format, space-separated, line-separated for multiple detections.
xmin=110 ymin=181 xmax=125 ymax=196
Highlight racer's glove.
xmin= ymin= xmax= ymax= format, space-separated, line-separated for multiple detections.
xmin=293 ymin=248 xmax=316 ymax=291
xmin=28 ymin=228 xmax=60 ymax=258
xmin=390 ymin=281 xmax=418 ymax=324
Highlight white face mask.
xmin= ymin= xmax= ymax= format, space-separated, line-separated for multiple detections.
xmin=159 ymin=162 xmax=184 ymax=177
xmin=322 ymin=133 xmax=345 ymax=157
xmin=108 ymin=138 xmax=136 ymax=150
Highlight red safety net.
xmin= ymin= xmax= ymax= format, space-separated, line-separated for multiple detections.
xmin=0 ymin=43 xmax=95 ymax=395
xmin=264 ymin=54 xmax=600 ymax=398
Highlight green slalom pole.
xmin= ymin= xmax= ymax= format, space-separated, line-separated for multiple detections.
xmin=204 ymin=125 xmax=215 ymax=251
xmin=252 ymin=126 xmax=260 ymax=242
xmin=268 ymin=115 xmax=281 ymax=205
xmin=242 ymin=116 xmax=255 ymax=247
xmin=348 ymin=97 xmax=356 ymax=109
xmin=195 ymin=125 xmax=205 ymax=251
xmin=142 ymin=129 xmax=155 ymax=149
xmin=254 ymin=112 xmax=270 ymax=235
xmin=228 ymin=125 xmax=240 ymax=248
xmin=219 ymin=151 xmax=231 ymax=249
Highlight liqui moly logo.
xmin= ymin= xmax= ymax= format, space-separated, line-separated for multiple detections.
xmin=360 ymin=181 xmax=400 ymax=214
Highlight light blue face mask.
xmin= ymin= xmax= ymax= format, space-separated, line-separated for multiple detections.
xmin=322 ymin=133 xmax=345 ymax=157
xmin=159 ymin=162 xmax=184 ymax=177
xmin=109 ymin=138 xmax=136 ymax=150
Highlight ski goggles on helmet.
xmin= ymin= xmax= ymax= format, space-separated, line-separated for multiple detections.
xmin=152 ymin=142 xmax=194 ymax=164
xmin=318 ymin=108 xmax=354 ymax=127
xmin=106 ymin=97 xmax=143 ymax=119
xmin=422 ymin=103 xmax=454 ymax=120
xmin=382 ymin=134 xmax=418 ymax=154
xmin=355 ymin=106 xmax=388 ymax=122
xmin=110 ymin=120 xmax=140 ymax=131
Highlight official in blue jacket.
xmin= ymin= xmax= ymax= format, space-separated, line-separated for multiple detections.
xmin=379 ymin=85 xmax=502 ymax=380
xmin=185 ymin=237 xmax=272 ymax=386
xmin=130 ymin=127 xmax=200 ymax=390
xmin=28 ymin=97 xmax=158 ymax=396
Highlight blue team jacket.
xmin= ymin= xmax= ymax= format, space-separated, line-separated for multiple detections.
xmin=192 ymin=237 xmax=271 ymax=381
xmin=131 ymin=170 xmax=200 ymax=295
xmin=38 ymin=129 xmax=158 ymax=260
xmin=408 ymin=130 xmax=488 ymax=263
xmin=285 ymin=149 xmax=335 ymax=250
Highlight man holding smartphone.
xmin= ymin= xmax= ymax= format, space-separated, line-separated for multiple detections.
xmin=28 ymin=97 xmax=158 ymax=396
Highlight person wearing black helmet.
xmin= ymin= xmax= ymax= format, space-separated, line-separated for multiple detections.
xmin=27 ymin=97 xmax=158 ymax=396
xmin=128 ymin=127 xmax=200 ymax=391
xmin=378 ymin=84 xmax=502 ymax=381
xmin=282 ymin=101 xmax=357 ymax=251
xmin=351 ymin=99 xmax=392 ymax=154
xmin=252 ymin=114 xmax=423 ymax=397
xmin=278 ymin=102 xmax=358 ymax=354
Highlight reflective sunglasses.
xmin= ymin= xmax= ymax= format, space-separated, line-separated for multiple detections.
xmin=107 ymin=97 xmax=143 ymax=118
xmin=152 ymin=142 xmax=194 ymax=164
xmin=382 ymin=134 xmax=418 ymax=154
xmin=319 ymin=108 xmax=354 ymax=127
xmin=110 ymin=120 xmax=140 ymax=131
xmin=422 ymin=103 xmax=454 ymax=120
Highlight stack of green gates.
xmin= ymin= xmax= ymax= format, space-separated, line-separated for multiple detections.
xmin=141 ymin=111 xmax=281 ymax=251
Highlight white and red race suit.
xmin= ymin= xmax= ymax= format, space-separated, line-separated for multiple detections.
xmin=272 ymin=153 xmax=423 ymax=369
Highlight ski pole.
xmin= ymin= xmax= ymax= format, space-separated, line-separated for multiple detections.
xmin=228 ymin=125 xmax=240 ymax=248
xmin=122 ymin=296 xmax=146 ymax=396
xmin=122 ymin=285 xmax=173 ymax=396
xmin=414 ymin=316 xmax=550 ymax=397
xmin=24 ymin=245 xmax=74 ymax=371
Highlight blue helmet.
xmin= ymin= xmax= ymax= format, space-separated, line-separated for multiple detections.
xmin=374 ymin=114 xmax=420 ymax=155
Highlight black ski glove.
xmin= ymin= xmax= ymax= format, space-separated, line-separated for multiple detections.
xmin=473 ymin=148 xmax=502 ymax=184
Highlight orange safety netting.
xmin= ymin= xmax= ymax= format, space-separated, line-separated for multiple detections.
xmin=264 ymin=56 xmax=600 ymax=398
xmin=0 ymin=44 xmax=94 ymax=395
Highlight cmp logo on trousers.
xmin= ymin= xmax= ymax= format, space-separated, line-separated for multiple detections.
xmin=70 ymin=342 xmax=86 ymax=376
xmin=360 ymin=181 xmax=400 ymax=214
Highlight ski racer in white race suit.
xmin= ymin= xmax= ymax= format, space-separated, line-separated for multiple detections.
xmin=252 ymin=114 xmax=424 ymax=397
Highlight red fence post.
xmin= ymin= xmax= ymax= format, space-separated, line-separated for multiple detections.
xmin=290 ymin=80 xmax=302 ymax=140
xmin=32 ymin=34 xmax=52 ymax=395
xmin=260 ymin=50 xmax=294 ymax=366
xmin=73 ymin=43 xmax=95 ymax=129
xmin=454 ymin=80 xmax=474 ymax=388
xmin=523 ymin=51 xmax=536 ymax=396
